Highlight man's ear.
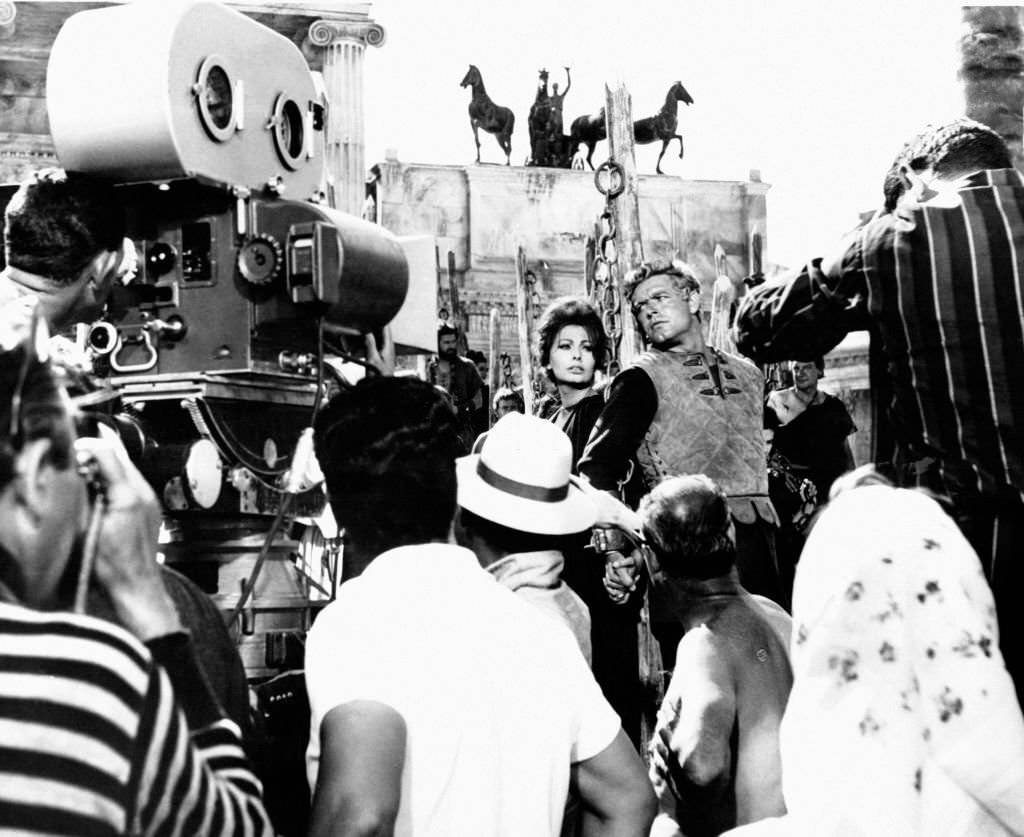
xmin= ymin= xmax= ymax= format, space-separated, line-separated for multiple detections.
xmin=689 ymin=289 xmax=702 ymax=314
xmin=451 ymin=506 xmax=470 ymax=547
xmin=898 ymin=164 xmax=937 ymax=204
xmin=84 ymin=249 xmax=121 ymax=291
xmin=10 ymin=438 xmax=56 ymax=519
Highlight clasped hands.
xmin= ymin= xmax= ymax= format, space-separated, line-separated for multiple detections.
xmin=575 ymin=479 xmax=646 ymax=604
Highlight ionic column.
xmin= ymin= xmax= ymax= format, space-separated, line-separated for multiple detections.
xmin=307 ymin=18 xmax=385 ymax=216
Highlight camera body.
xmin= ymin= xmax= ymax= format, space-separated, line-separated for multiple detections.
xmin=46 ymin=0 xmax=415 ymax=382
xmin=25 ymin=0 xmax=436 ymax=675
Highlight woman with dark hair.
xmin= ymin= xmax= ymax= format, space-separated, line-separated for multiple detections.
xmin=536 ymin=296 xmax=644 ymax=747
xmin=536 ymin=296 xmax=608 ymax=464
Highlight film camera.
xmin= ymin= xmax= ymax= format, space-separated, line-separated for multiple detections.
xmin=34 ymin=0 xmax=435 ymax=676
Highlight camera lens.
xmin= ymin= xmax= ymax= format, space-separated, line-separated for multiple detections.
xmin=87 ymin=322 xmax=118 ymax=354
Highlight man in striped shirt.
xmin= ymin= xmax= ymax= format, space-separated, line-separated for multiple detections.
xmin=0 ymin=299 xmax=272 ymax=835
xmin=733 ymin=117 xmax=1024 ymax=703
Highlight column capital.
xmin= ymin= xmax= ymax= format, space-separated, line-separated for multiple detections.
xmin=308 ymin=18 xmax=385 ymax=49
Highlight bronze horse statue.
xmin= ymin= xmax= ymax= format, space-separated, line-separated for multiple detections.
xmin=569 ymin=81 xmax=694 ymax=173
xmin=633 ymin=80 xmax=694 ymax=173
xmin=568 ymin=106 xmax=607 ymax=171
xmin=460 ymin=64 xmax=515 ymax=165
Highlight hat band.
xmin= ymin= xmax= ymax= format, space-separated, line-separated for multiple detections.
xmin=477 ymin=459 xmax=569 ymax=503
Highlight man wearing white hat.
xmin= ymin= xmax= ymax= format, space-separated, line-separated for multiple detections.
xmin=305 ymin=377 xmax=655 ymax=837
xmin=455 ymin=411 xmax=598 ymax=660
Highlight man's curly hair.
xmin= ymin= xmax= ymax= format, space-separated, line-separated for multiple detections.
xmin=313 ymin=376 xmax=462 ymax=555
xmin=639 ymin=474 xmax=736 ymax=581
xmin=882 ymin=118 xmax=1012 ymax=212
xmin=623 ymin=259 xmax=701 ymax=305
xmin=4 ymin=168 xmax=125 ymax=283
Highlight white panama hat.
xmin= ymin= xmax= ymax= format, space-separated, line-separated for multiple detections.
xmin=456 ymin=412 xmax=597 ymax=536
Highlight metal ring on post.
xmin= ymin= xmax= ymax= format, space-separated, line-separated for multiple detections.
xmin=594 ymin=160 xmax=625 ymax=199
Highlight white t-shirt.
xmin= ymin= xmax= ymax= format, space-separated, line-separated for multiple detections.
xmin=305 ymin=543 xmax=621 ymax=837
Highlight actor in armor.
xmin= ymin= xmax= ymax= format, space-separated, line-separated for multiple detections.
xmin=578 ymin=260 xmax=784 ymax=663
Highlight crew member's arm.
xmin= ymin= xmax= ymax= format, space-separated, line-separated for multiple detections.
xmin=309 ymin=701 xmax=407 ymax=837
xmin=562 ymin=620 xmax=656 ymax=836
xmin=577 ymin=368 xmax=656 ymax=492
xmin=130 ymin=661 xmax=273 ymax=836
xmin=732 ymin=222 xmax=875 ymax=365
xmin=649 ymin=630 xmax=736 ymax=827
xmin=572 ymin=729 xmax=657 ymax=836
xmin=79 ymin=436 xmax=272 ymax=834
xmin=78 ymin=435 xmax=235 ymax=729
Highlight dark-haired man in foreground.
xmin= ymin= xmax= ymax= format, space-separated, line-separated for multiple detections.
xmin=642 ymin=475 xmax=792 ymax=837
xmin=305 ymin=376 xmax=655 ymax=837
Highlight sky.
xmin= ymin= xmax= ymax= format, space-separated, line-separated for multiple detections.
xmin=360 ymin=0 xmax=972 ymax=269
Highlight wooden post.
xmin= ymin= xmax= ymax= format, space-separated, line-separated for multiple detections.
xmin=749 ymin=226 xmax=763 ymax=286
xmin=708 ymin=243 xmax=739 ymax=355
xmin=604 ymin=82 xmax=644 ymax=365
xmin=447 ymin=250 xmax=469 ymax=354
xmin=584 ymin=234 xmax=596 ymax=298
xmin=605 ymin=84 xmax=660 ymax=751
xmin=435 ymin=245 xmax=449 ymax=321
xmin=514 ymin=246 xmax=535 ymax=415
xmin=487 ymin=307 xmax=502 ymax=427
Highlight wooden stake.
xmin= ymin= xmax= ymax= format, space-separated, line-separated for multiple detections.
xmin=604 ymin=82 xmax=644 ymax=365
xmin=447 ymin=250 xmax=468 ymax=354
xmin=487 ymin=307 xmax=502 ymax=427
xmin=514 ymin=246 xmax=535 ymax=415
xmin=584 ymin=234 xmax=596 ymax=298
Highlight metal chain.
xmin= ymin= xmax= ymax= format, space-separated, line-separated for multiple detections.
xmin=592 ymin=160 xmax=625 ymax=377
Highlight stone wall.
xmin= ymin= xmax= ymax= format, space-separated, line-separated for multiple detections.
xmin=375 ymin=156 xmax=770 ymax=360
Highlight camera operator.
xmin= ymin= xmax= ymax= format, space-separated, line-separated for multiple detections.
xmin=0 ymin=168 xmax=135 ymax=331
xmin=0 ymin=298 xmax=272 ymax=835
xmin=0 ymin=166 xmax=252 ymax=732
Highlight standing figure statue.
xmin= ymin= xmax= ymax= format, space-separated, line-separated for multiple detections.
xmin=460 ymin=64 xmax=515 ymax=165
xmin=546 ymin=67 xmax=572 ymax=167
xmin=527 ymin=69 xmax=552 ymax=167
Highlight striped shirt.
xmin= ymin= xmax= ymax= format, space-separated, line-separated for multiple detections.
xmin=734 ymin=168 xmax=1024 ymax=507
xmin=0 ymin=601 xmax=272 ymax=836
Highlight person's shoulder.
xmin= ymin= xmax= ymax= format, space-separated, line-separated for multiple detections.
xmin=486 ymin=581 xmax=588 ymax=653
xmin=676 ymin=621 xmax=730 ymax=666
xmin=717 ymin=348 xmax=762 ymax=376
xmin=0 ymin=600 xmax=154 ymax=679
xmin=617 ymin=360 xmax=657 ymax=384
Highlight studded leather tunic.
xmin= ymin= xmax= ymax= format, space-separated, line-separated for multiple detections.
xmin=631 ymin=348 xmax=776 ymax=525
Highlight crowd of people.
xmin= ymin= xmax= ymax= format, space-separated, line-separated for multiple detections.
xmin=2 ymin=115 xmax=1024 ymax=837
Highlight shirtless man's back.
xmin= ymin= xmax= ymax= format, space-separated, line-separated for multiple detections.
xmin=640 ymin=476 xmax=793 ymax=837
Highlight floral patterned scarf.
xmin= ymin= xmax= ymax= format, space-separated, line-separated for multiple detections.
xmin=727 ymin=485 xmax=1024 ymax=836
